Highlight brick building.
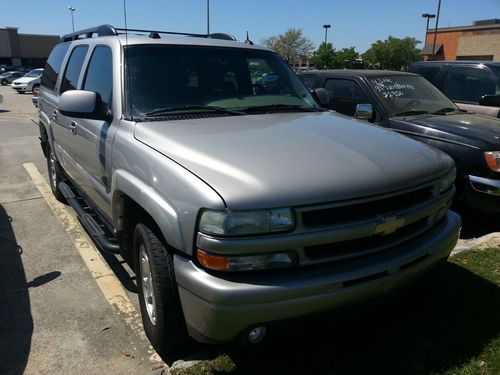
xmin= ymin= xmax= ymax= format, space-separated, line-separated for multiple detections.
xmin=422 ymin=19 xmax=500 ymax=61
xmin=0 ymin=27 xmax=59 ymax=69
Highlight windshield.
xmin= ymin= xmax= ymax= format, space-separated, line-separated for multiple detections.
xmin=367 ymin=75 xmax=459 ymax=116
xmin=25 ymin=69 xmax=43 ymax=78
xmin=125 ymin=45 xmax=318 ymax=118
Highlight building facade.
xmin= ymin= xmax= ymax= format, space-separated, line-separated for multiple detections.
xmin=0 ymin=27 xmax=59 ymax=69
xmin=422 ymin=19 xmax=500 ymax=61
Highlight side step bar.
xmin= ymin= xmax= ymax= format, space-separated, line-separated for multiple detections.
xmin=59 ymin=181 xmax=121 ymax=254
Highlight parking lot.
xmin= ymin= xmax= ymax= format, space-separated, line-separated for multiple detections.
xmin=0 ymin=85 xmax=499 ymax=375
xmin=0 ymin=87 xmax=166 ymax=374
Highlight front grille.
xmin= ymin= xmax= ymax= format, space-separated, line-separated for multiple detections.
xmin=304 ymin=216 xmax=431 ymax=261
xmin=301 ymin=186 xmax=433 ymax=228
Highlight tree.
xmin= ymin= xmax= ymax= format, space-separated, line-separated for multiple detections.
xmin=362 ymin=36 xmax=422 ymax=70
xmin=311 ymin=44 xmax=360 ymax=70
xmin=262 ymin=28 xmax=315 ymax=64
xmin=311 ymin=42 xmax=336 ymax=69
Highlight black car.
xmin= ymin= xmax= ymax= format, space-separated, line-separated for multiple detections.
xmin=300 ymin=70 xmax=500 ymax=212
xmin=409 ymin=61 xmax=500 ymax=118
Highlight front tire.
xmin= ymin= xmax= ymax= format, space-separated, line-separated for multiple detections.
xmin=47 ymin=146 xmax=65 ymax=202
xmin=134 ymin=222 xmax=188 ymax=357
xmin=1 ymin=79 xmax=7 ymax=86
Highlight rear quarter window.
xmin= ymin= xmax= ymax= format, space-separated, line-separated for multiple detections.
xmin=41 ymin=43 xmax=70 ymax=91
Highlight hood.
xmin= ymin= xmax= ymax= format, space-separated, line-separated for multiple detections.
xmin=12 ymin=76 xmax=39 ymax=84
xmin=134 ymin=112 xmax=452 ymax=209
xmin=405 ymin=113 xmax=500 ymax=148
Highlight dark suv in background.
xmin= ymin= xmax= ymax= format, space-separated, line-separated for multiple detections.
xmin=409 ymin=61 xmax=500 ymax=118
xmin=299 ymin=70 xmax=500 ymax=213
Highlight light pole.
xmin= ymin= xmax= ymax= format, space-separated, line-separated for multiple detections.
xmin=68 ymin=6 xmax=75 ymax=33
xmin=432 ymin=0 xmax=442 ymax=56
xmin=207 ymin=0 xmax=210 ymax=35
xmin=323 ymin=24 xmax=331 ymax=44
xmin=421 ymin=13 xmax=435 ymax=44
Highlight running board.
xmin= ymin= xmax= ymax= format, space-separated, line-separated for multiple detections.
xmin=59 ymin=181 xmax=121 ymax=254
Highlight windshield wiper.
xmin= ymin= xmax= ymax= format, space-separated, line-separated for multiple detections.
xmin=146 ymin=105 xmax=245 ymax=117
xmin=394 ymin=110 xmax=430 ymax=117
xmin=240 ymin=104 xmax=323 ymax=113
xmin=432 ymin=107 xmax=465 ymax=115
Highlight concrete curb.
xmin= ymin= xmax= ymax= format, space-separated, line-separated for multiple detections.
xmin=451 ymin=232 xmax=500 ymax=256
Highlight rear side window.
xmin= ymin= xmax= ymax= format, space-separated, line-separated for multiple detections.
xmin=41 ymin=43 xmax=70 ymax=90
xmin=60 ymin=45 xmax=88 ymax=94
xmin=442 ymin=66 xmax=497 ymax=103
xmin=415 ymin=66 xmax=441 ymax=86
xmin=83 ymin=46 xmax=113 ymax=109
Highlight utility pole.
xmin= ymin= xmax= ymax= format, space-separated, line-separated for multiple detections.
xmin=68 ymin=6 xmax=75 ymax=33
xmin=323 ymin=24 xmax=331 ymax=44
xmin=432 ymin=0 xmax=442 ymax=57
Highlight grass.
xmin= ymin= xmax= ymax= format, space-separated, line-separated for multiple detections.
xmin=171 ymin=248 xmax=500 ymax=375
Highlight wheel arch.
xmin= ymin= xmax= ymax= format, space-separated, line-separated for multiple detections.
xmin=112 ymin=170 xmax=186 ymax=263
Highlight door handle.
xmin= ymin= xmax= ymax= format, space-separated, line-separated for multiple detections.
xmin=69 ymin=121 xmax=78 ymax=135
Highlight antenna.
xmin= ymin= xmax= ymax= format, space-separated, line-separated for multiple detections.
xmin=245 ymin=31 xmax=254 ymax=45
xmin=123 ymin=0 xmax=133 ymax=120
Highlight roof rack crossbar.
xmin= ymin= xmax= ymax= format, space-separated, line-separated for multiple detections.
xmin=60 ymin=24 xmax=117 ymax=42
xmin=115 ymin=27 xmax=207 ymax=38
xmin=59 ymin=24 xmax=237 ymax=43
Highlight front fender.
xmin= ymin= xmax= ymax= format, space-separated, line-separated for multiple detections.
xmin=112 ymin=169 xmax=185 ymax=251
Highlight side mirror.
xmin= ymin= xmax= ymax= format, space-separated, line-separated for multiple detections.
xmin=355 ymin=103 xmax=374 ymax=120
xmin=58 ymin=90 xmax=111 ymax=121
xmin=311 ymin=88 xmax=330 ymax=107
xmin=479 ymin=95 xmax=500 ymax=107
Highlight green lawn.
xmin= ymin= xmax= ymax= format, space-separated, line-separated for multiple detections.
xmin=172 ymin=248 xmax=500 ymax=375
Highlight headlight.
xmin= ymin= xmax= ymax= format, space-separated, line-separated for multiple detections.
xmin=198 ymin=208 xmax=294 ymax=236
xmin=485 ymin=151 xmax=500 ymax=172
xmin=197 ymin=250 xmax=297 ymax=272
xmin=439 ymin=167 xmax=456 ymax=193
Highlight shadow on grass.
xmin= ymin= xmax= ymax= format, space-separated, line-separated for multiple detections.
xmin=224 ymin=261 xmax=499 ymax=375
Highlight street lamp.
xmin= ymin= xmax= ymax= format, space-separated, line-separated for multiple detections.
xmin=422 ymin=13 xmax=435 ymax=56
xmin=323 ymin=24 xmax=331 ymax=44
xmin=421 ymin=13 xmax=435 ymax=41
xmin=68 ymin=6 xmax=75 ymax=33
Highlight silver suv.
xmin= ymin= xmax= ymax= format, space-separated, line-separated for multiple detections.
xmin=38 ymin=25 xmax=461 ymax=356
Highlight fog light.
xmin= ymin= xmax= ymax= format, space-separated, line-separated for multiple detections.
xmin=248 ymin=326 xmax=266 ymax=344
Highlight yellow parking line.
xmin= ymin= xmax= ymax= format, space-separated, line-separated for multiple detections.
xmin=22 ymin=162 xmax=162 ymax=365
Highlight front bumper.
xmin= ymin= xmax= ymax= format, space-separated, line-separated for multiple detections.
xmin=464 ymin=175 xmax=500 ymax=212
xmin=175 ymin=211 xmax=461 ymax=343
xmin=11 ymin=83 xmax=29 ymax=92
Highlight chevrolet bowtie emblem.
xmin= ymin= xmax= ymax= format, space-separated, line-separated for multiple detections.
xmin=374 ymin=216 xmax=406 ymax=235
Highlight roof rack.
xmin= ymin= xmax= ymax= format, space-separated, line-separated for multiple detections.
xmin=60 ymin=24 xmax=237 ymax=43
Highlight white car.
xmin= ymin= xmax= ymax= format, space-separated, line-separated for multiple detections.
xmin=11 ymin=68 xmax=43 ymax=94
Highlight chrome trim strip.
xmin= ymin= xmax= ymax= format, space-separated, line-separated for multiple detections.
xmin=469 ymin=175 xmax=500 ymax=196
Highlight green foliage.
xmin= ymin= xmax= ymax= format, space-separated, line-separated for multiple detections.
xmin=311 ymin=42 xmax=336 ymax=69
xmin=311 ymin=43 xmax=360 ymax=69
xmin=362 ymin=36 xmax=423 ymax=70
xmin=333 ymin=47 xmax=361 ymax=69
xmin=261 ymin=28 xmax=314 ymax=64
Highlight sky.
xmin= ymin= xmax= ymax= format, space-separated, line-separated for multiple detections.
xmin=3 ymin=0 xmax=500 ymax=53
